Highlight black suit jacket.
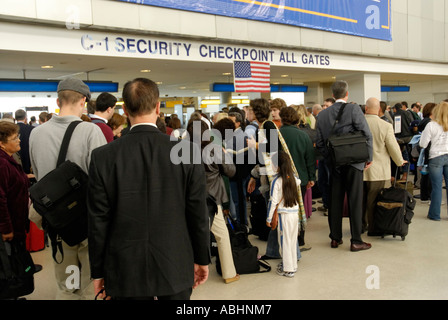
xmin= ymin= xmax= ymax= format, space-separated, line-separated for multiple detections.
xmin=17 ymin=122 xmax=34 ymax=174
xmin=87 ymin=125 xmax=210 ymax=298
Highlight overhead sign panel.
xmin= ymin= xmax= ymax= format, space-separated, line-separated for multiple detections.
xmin=120 ymin=0 xmax=391 ymax=41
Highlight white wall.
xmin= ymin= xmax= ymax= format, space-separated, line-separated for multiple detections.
xmin=1 ymin=0 xmax=447 ymax=63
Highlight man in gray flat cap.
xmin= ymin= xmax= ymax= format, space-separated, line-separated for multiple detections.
xmin=29 ymin=78 xmax=106 ymax=300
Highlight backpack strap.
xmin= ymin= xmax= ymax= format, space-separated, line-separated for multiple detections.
xmin=56 ymin=121 xmax=82 ymax=167
xmin=257 ymin=260 xmax=271 ymax=273
xmin=91 ymin=118 xmax=105 ymax=125
xmin=48 ymin=120 xmax=82 ymax=263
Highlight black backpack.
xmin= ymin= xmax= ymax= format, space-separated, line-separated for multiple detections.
xmin=29 ymin=121 xmax=89 ymax=262
xmin=216 ymin=217 xmax=271 ymax=275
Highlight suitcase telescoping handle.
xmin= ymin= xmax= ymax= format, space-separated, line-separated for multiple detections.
xmin=393 ymin=157 xmax=411 ymax=188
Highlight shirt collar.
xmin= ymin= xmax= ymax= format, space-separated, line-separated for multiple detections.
xmin=90 ymin=114 xmax=108 ymax=123
xmin=130 ymin=123 xmax=158 ymax=130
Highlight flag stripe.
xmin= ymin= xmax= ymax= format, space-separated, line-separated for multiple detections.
xmin=234 ymin=60 xmax=270 ymax=92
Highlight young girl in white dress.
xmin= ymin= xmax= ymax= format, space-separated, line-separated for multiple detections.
xmin=266 ymin=151 xmax=301 ymax=277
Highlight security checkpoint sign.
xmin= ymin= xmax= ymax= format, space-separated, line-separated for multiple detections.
xmin=119 ymin=0 xmax=392 ymax=41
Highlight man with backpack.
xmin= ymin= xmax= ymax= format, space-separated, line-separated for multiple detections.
xmin=29 ymin=78 xmax=106 ymax=299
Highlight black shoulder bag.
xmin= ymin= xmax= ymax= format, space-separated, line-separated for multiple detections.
xmin=0 ymin=239 xmax=36 ymax=299
xmin=326 ymin=103 xmax=370 ymax=167
xmin=29 ymin=121 xmax=89 ymax=263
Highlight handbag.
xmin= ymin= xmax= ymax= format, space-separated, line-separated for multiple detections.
xmin=326 ymin=103 xmax=370 ymax=167
xmin=270 ymin=197 xmax=283 ymax=230
xmin=0 ymin=239 xmax=36 ymax=299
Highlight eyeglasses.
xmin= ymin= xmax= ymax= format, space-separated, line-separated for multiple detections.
xmin=7 ymin=134 xmax=20 ymax=142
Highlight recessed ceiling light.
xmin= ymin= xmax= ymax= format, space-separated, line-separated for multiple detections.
xmin=222 ymin=72 xmax=232 ymax=76
xmin=280 ymin=74 xmax=289 ymax=78
xmin=155 ymin=81 xmax=163 ymax=85
xmin=41 ymin=65 xmax=53 ymax=69
xmin=179 ymin=86 xmax=186 ymax=90
xmin=140 ymin=69 xmax=151 ymax=73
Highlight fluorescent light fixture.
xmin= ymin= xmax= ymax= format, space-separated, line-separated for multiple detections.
xmin=201 ymin=98 xmax=250 ymax=105
xmin=41 ymin=65 xmax=54 ymax=69
xmin=201 ymin=99 xmax=221 ymax=104
xmin=140 ymin=69 xmax=151 ymax=72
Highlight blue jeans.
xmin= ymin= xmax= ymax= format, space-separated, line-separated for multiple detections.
xmin=428 ymin=154 xmax=448 ymax=220
xmin=229 ymin=175 xmax=250 ymax=225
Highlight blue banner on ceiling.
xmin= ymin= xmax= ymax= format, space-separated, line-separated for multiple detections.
xmin=119 ymin=0 xmax=391 ymax=41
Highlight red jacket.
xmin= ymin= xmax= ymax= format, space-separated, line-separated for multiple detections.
xmin=0 ymin=149 xmax=30 ymax=240
xmin=93 ymin=121 xmax=115 ymax=143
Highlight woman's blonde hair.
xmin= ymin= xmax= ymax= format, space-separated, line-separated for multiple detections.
xmin=434 ymin=101 xmax=448 ymax=131
xmin=291 ymin=104 xmax=307 ymax=125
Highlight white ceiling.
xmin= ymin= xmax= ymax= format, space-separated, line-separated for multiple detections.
xmin=1 ymin=49 xmax=447 ymax=99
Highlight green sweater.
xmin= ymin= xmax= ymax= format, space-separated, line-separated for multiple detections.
xmin=279 ymin=125 xmax=316 ymax=186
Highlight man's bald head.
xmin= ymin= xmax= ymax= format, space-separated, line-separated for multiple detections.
xmin=365 ymin=97 xmax=380 ymax=115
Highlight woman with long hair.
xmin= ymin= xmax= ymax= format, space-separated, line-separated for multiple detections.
xmin=266 ymin=150 xmax=301 ymax=277
xmin=420 ymin=101 xmax=448 ymax=221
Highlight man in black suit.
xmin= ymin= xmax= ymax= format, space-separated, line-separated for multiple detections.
xmin=87 ymin=78 xmax=210 ymax=300
xmin=14 ymin=109 xmax=34 ymax=175
xmin=316 ymin=80 xmax=373 ymax=252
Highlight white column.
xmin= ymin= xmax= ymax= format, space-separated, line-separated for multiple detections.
xmin=304 ymin=82 xmax=324 ymax=107
xmin=337 ymin=73 xmax=381 ymax=105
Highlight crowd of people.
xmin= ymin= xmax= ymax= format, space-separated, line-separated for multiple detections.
xmin=1 ymin=77 xmax=448 ymax=300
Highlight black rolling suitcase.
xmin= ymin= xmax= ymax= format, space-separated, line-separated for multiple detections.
xmin=249 ymin=192 xmax=270 ymax=241
xmin=373 ymin=167 xmax=416 ymax=240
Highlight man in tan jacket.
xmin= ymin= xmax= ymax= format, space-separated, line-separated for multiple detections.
xmin=363 ymin=97 xmax=406 ymax=235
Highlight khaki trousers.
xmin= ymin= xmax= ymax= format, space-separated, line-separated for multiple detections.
xmin=211 ymin=205 xmax=237 ymax=280
xmin=53 ymin=239 xmax=94 ymax=300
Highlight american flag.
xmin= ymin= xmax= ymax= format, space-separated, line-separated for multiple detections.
xmin=233 ymin=61 xmax=271 ymax=92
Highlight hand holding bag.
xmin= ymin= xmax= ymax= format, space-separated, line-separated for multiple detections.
xmin=326 ymin=103 xmax=370 ymax=167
